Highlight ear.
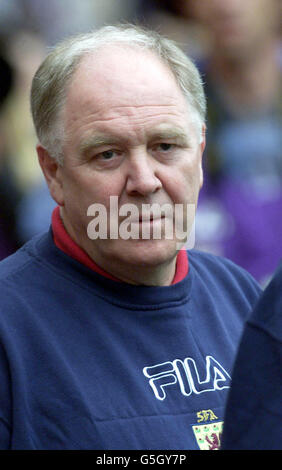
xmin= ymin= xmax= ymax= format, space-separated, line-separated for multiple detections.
xmin=37 ymin=144 xmax=65 ymax=206
xmin=198 ymin=124 xmax=206 ymax=188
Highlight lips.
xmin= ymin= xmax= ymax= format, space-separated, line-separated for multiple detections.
xmin=135 ymin=214 xmax=166 ymax=223
xmin=139 ymin=214 xmax=161 ymax=221
xmin=118 ymin=202 xmax=174 ymax=224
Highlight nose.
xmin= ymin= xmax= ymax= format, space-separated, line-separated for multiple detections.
xmin=125 ymin=150 xmax=162 ymax=197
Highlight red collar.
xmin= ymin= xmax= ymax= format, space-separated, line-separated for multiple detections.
xmin=51 ymin=206 xmax=188 ymax=284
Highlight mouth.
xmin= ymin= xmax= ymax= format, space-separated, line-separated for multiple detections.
xmin=137 ymin=214 xmax=166 ymax=224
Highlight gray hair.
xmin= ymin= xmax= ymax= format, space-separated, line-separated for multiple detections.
xmin=30 ymin=24 xmax=206 ymax=164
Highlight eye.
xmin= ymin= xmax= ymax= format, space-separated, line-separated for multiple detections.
xmin=99 ymin=150 xmax=117 ymax=160
xmin=151 ymin=142 xmax=178 ymax=161
xmin=157 ymin=143 xmax=174 ymax=152
xmin=89 ymin=149 xmax=123 ymax=169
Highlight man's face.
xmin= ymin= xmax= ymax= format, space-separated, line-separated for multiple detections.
xmin=46 ymin=46 xmax=205 ymax=274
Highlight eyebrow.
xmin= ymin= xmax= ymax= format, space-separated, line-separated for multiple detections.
xmin=147 ymin=128 xmax=191 ymax=145
xmin=79 ymin=127 xmax=192 ymax=155
xmin=79 ymin=134 xmax=121 ymax=155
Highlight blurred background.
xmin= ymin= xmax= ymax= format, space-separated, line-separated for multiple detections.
xmin=0 ymin=0 xmax=281 ymax=285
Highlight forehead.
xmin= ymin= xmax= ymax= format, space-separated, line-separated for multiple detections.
xmin=63 ymin=45 xmax=191 ymax=135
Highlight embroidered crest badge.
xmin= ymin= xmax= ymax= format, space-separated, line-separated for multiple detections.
xmin=192 ymin=422 xmax=223 ymax=450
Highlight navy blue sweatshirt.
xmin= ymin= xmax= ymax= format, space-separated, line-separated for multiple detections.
xmin=0 ymin=230 xmax=261 ymax=449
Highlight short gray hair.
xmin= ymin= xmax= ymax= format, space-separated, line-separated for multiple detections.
xmin=30 ymin=23 xmax=206 ymax=164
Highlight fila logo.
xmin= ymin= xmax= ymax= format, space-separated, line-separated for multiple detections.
xmin=143 ymin=355 xmax=231 ymax=401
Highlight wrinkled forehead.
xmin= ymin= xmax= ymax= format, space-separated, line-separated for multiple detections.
xmin=64 ymin=45 xmax=188 ymax=113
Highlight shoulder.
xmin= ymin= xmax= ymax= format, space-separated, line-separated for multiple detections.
xmin=0 ymin=244 xmax=34 ymax=282
xmin=0 ymin=234 xmax=47 ymax=289
xmin=221 ymin=263 xmax=282 ymax=449
xmin=188 ymin=248 xmax=259 ymax=282
xmin=188 ymin=248 xmax=262 ymax=299
xmin=262 ymin=263 xmax=282 ymax=300
xmin=0 ymin=232 xmax=59 ymax=331
xmin=249 ymin=263 xmax=282 ymax=340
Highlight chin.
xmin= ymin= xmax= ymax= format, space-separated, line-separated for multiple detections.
xmin=114 ymin=238 xmax=179 ymax=267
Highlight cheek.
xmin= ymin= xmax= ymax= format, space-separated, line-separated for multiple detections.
xmin=89 ymin=174 xmax=126 ymax=205
xmin=65 ymin=171 xmax=124 ymax=206
xmin=162 ymin=163 xmax=202 ymax=204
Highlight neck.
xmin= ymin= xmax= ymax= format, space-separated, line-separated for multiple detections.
xmin=59 ymin=207 xmax=180 ymax=287
xmin=92 ymin=253 xmax=178 ymax=287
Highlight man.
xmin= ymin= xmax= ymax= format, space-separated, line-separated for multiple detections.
xmin=0 ymin=24 xmax=261 ymax=450
xmin=221 ymin=264 xmax=282 ymax=450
